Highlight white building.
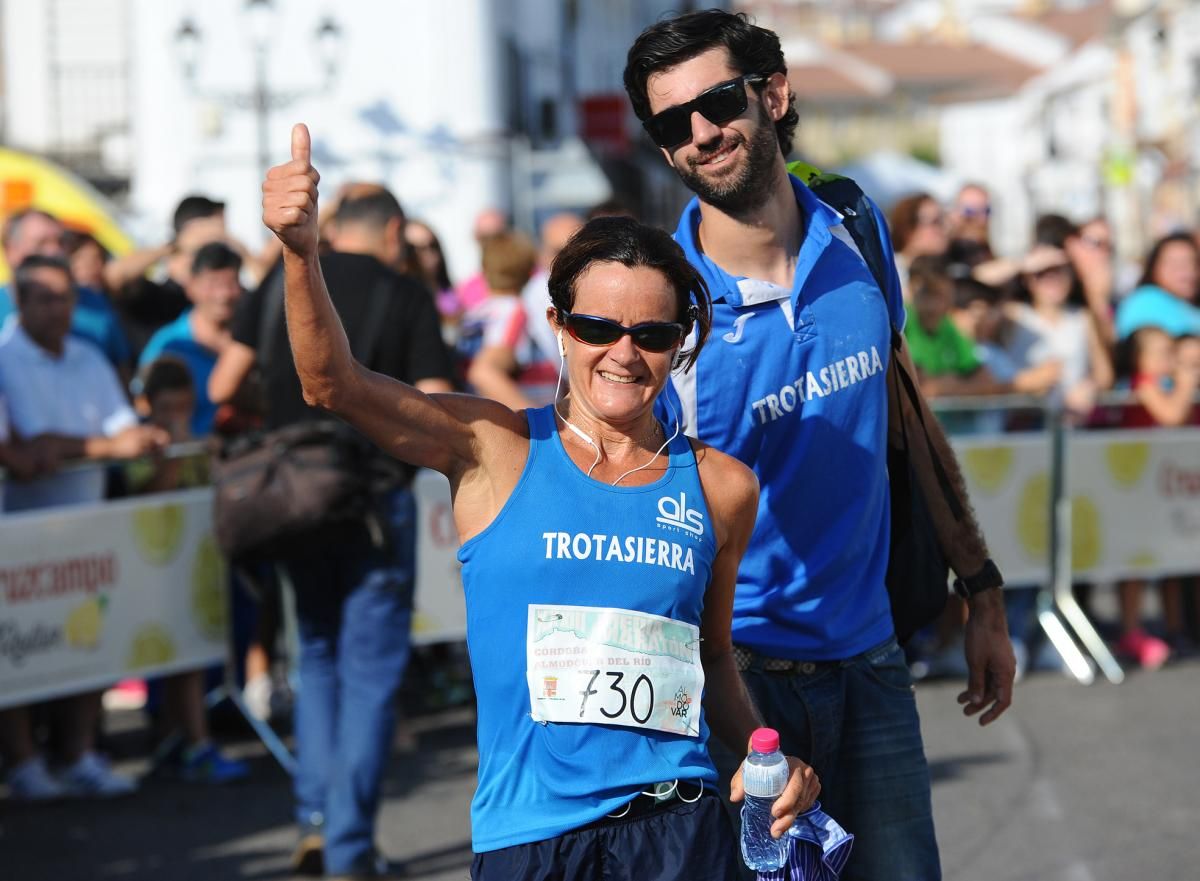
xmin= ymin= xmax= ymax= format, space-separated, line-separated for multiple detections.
xmin=2 ymin=0 xmax=720 ymax=278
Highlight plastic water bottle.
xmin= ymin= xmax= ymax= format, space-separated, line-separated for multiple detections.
xmin=740 ymin=727 xmax=791 ymax=872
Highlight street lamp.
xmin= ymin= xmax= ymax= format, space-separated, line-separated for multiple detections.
xmin=173 ymin=1 xmax=343 ymax=178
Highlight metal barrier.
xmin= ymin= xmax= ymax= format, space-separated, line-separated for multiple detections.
xmin=4 ymin=396 xmax=1199 ymax=694
xmin=933 ymin=391 xmax=1200 ymax=685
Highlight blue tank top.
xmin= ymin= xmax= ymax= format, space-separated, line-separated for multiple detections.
xmin=459 ymin=404 xmax=720 ymax=853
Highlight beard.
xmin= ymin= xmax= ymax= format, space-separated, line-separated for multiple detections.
xmin=673 ymin=105 xmax=780 ymax=217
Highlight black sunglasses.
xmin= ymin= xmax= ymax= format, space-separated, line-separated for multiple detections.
xmin=642 ymin=74 xmax=768 ymax=148
xmin=560 ymin=312 xmax=686 ymax=353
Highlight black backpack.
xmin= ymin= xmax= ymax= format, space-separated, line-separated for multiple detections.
xmin=789 ymin=161 xmax=964 ymax=643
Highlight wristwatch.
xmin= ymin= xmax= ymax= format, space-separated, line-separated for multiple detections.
xmin=953 ymin=558 xmax=1003 ymax=599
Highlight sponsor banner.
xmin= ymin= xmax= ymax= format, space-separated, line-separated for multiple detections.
xmin=411 ymin=469 xmax=467 ymax=644
xmin=0 ymin=489 xmax=227 ymax=709
xmin=954 ymin=428 xmax=1200 ymax=584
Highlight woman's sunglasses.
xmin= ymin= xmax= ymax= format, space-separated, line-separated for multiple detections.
xmin=642 ymin=74 xmax=768 ymax=148
xmin=560 ymin=312 xmax=686 ymax=353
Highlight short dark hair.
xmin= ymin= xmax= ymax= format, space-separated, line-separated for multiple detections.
xmin=141 ymin=356 xmax=194 ymax=402
xmin=336 ymin=189 xmax=405 ymax=231
xmin=547 ymin=216 xmax=712 ymax=372
xmin=173 ymin=195 xmax=225 ymax=234
xmin=191 ymin=241 xmax=242 ymax=276
xmin=13 ymin=254 xmax=72 ymax=298
xmin=1033 ymin=213 xmax=1076 ymax=249
xmin=624 ymin=10 xmax=798 ymax=156
xmin=908 ymin=254 xmax=952 ymax=306
xmin=63 ymin=229 xmax=109 ymax=260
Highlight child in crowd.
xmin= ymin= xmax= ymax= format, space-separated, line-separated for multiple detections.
xmin=1113 ymin=327 xmax=1200 ymax=668
xmin=127 ymin=357 xmax=249 ymax=782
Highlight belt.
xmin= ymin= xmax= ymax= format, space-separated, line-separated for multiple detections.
xmin=595 ymin=779 xmax=705 ymax=825
xmin=733 ymin=637 xmax=899 ymax=674
xmin=733 ymin=644 xmax=820 ymax=675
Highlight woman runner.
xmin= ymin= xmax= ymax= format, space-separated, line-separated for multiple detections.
xmin=263 ymin=123 xmax=820 ymax=881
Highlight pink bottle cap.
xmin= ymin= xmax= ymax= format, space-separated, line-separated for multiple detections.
xmin=750 ymin=727 xmax=780 ymax=754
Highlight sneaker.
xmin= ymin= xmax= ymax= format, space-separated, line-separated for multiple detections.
xmin=291 ymin=831 xmax=325 ymax=876
xmin=58 ymin=751 xmax=138 ymax=798
xmin=180 ymin=742 xmax=250 ymax=784
xmin=6 ymin=756 xmax=66 ymax=801
xmin=243 ymin=673 xmax=274 ymax=722
xmin=1116 ymin=629 xmax=1170 ymax=671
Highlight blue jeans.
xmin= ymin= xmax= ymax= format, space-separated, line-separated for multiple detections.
xmin=286 ymin=488 xmax=416 ymax=876
xmin=713 ymin=637 xmax=940 ymax=881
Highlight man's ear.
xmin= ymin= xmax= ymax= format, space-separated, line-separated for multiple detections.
xmin=659 ymin=145 xmax=678 ymax=170
xmin=764 ymin=72 xmax=789 ymax=123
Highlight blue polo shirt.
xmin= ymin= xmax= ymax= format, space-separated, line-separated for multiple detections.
xmin=0 ymin=284 xmax=130 ymax=368
xmin=138 ymin=309 xmax=217 ymax=436
xmin=665 ymin=174 xmax=905 ymax=661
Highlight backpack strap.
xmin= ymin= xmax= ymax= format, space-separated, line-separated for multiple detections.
xmin=791 ymin=160 xmax=965 ymax=522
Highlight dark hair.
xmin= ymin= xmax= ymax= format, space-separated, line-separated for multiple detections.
xmin=62 ymin=229 xmax=109 ymax=260
xmin=336 ymin=189 xmax=405 ymax=230
xmin=586 ymin=198 xmax=636 ymax=221
xmin=2 ymin=209 xmax=60 ymax=250
xmin=953 ymin=276 xmax=1004 ymax=311
xmin=191 ymin=241 xmax=242 ymax=276
xmin=13 ymin=254 xmax=72 ymax=297
xmin=173 ymin=195 xmax=225 ymax=234
xmin=407 ymin=220 xmax=453 ymax=291
xmin=889 ymin=192 xmax=936 ymax=254
xmin=1033 ymin=213 xmax=1076 ymax=248
xmin=907 ymin=254 xmax=952 ymax=305
xmin=548 ymin=217 xmax=712 ymax=372
xmin=624 ymin=9 xmax=798 ymax=156
xmin=1138 ymin=232 xmax=1199 ymax=291
xmin=141 ymin=356 xmax=194 ymax=402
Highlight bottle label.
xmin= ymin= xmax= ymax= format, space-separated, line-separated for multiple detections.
xmin=526 ymin=603 xmax=704 ymax=737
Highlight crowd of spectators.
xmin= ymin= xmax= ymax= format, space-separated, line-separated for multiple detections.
xmin=0 ymin=170 xmax=1196 ymax=874
xmin=890 ymin=183 xmax=1200 ymax=676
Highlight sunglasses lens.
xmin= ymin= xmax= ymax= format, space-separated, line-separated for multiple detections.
xmin=643 ymin=78 xmax=750 ymax=148
xmin=645 ymin=108 xmax=690 ymax=148
xmin=631 ymin=324 xmax=683 ymax=352
xmin=567 ymin=315 xmax=623 ymax=346
xmin=696 ymin=81 xmax=748 ymax=127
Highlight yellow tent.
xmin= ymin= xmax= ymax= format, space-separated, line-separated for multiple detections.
xmin=0 ymin=147 xmax=133 ymax=282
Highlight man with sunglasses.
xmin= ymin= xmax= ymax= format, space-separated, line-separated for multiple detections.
xmin=624 ymin=11 xmax=1015 ymax=880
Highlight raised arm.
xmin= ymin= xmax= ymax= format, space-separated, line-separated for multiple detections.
xmin=262 ymin=124 xmax=522 ymax=483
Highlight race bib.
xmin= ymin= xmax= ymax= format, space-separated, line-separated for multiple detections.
xmin=527 ymin=604 xmax=704 ymax=737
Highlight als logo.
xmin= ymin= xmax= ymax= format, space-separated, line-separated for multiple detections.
xmin=655 ymin=492 xmax=705 ymax=538
xmin=722 ymin=311 xmax=756 ymax=344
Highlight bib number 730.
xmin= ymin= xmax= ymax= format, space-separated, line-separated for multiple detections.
xmin=579 ymin=670 xmax=654 ymax=725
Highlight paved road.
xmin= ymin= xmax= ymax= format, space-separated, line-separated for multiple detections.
xmin=3 ymin=659 xmax=1197 ymax=880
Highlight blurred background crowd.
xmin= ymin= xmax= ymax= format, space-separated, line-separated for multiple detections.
xmin=0 ymin=0 xmax=1197 ymax=877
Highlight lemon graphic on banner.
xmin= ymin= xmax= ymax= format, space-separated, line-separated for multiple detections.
xmin=1105 ymin=442 xmax=1150 ymax=487
xmin=1016 ymin=473 xmax=1049 ymax=560
xmin=65 ymin=596 xmax=105 ymax=649
xmin=1071 ymin=496 xmax=1101 ymax=571
xmin=127 ymin=623 xmax=176 ymax=669
xmin=131 ymin=503 xmax=185 ymax=566
xmin=1127 ymin=550 xmax=1157 ymax=569
xmin=190 ymin=535 xmax=227 ymax=642
xmin=962 ymin=446 xmax=1014 ymax=494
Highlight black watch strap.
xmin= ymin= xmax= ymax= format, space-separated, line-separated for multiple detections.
xmin=953 ymin=558 xmax=1003 ymax=599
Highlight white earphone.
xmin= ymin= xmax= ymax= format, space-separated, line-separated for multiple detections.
xmin=557 ymin=329 xmax=566 ymax=358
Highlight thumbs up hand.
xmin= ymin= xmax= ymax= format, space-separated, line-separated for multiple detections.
xmin=262 ymin=123 xmax=321 ymax=257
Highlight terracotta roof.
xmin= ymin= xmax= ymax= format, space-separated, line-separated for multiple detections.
xmin=1029 ymin=1 xmax=1113 ymax=48
xmin=840 ymin=40 xmax=1041 ymax=96
xmin=788 ymin=63 xmax=885 ymax=102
